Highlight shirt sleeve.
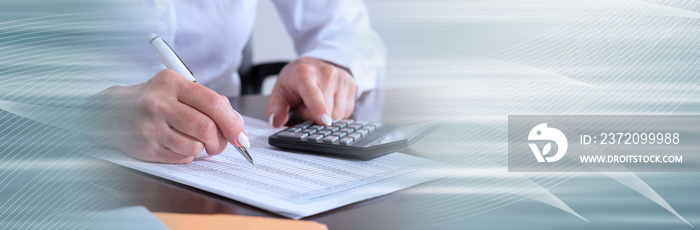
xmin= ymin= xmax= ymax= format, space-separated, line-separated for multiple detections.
xmin=270 ymin=0 xmax=387 ymax=97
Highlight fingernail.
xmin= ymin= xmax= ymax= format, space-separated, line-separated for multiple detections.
xmin=320 ymin=114 xmax=332 ymax=126
xmin=235 ymin=110 xmax=244 ymax=125
xmin=237 ymin=132 xmax=250 ymax=148
xmin=268 ymin=113 xmax=275 ymax=127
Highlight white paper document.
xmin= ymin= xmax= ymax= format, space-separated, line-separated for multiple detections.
xmin=101 ymin=116 xmax=439 ymax=219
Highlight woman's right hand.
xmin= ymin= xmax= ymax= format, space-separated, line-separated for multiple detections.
xmin=91 ymin=69 xmax=248 ymax=163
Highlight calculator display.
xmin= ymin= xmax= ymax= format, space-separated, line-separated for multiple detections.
xmin=366 ymin=122 xmax=434 ymax=147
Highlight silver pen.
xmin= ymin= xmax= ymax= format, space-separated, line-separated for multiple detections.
xmin=149 ymin=33 xmax=254 ymax=165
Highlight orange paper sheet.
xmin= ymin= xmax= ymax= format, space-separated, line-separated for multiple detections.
xmin=153 ymin=212 xmax=328 ymax=230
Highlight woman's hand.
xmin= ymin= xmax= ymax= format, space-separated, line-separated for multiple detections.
xmin=267 ymin=57 xmax=356 ymax=127
xmin=91 ymin=70 xmax=248 ymax=163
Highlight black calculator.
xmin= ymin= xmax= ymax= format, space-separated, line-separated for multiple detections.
xmin=268 ymin=119 xmax=434 ymax=160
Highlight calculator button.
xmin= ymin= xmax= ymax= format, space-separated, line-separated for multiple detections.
xmin=348 ymin=124 xmax=363 ymax=130
xmin=301 ymin=129 xmax=317 ymax=135
xmin=340 ymin=128 xmax=355 ymax=133
xmin=364 ymin=125 xmax=376 ymax=132
xmin=317 ymin=130 xmax=332 ymax=136
xmin=331 ymin=132 xmax=347 ymax=139
xmin=354 ymin=121 xmax=369 ymax=126
xmin=357 ymin=129 xmax=369 ymax=137
xmin=333 ymin=123 xmax=348 ymax=129
xmin=294 ymin=121 xmax=313 ymax=129
xmin=285 ymin=127 xmax=302 ymax=132
xmin=324 ymin=126 xmax=340 ymax=132
xmin=369 ymin=122 xmax=382 ymax=128
xmin=308 ymin=125 xmax=324 ymax=131
xmin=348 ymin=133 xmax=361 ymax=140
xmin=339 ymin=137 xmax=354 ymax=146
xmin=277 ymin=132 xmax=308 ymax=140
xmin=307 ymin=134 xmax=324 ymax=142
xmin=323 ymin=135 xmax=339 ymax=144
xmin=340 ymin=119 xmax=354 ymax=125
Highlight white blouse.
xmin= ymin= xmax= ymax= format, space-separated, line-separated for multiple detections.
xmin=139 ymin=0 xmax=386 ymax=97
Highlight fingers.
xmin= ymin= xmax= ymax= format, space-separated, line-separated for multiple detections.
xmin=297 ymin=92 xmax=354 ymax=120
xmin=296 ymin=104 xmax=312 ymax=121
xmin=126 ymin=70 xmax=247 ymax=164
xmin=135 ymin=143 xmax=196 ymax=164
xmin=345 ymin=91 xmax=355 ymax=118
xmin=343 ymin=81 xmax=356 ymax=118
xmin=266 ymin=88 xmax=292 ymax=128
xmin=297 ymin=72 xmax=332 ymax=126
xmin=332 ymin=83 xmax=348 ymax=119
xmin=158 ymin=127 xmax=205 ymax=157
xmin=317 ymin=69 xmax=337 ymax=119
xmin=218 ymin=95 xmax=250 ymax=149
xmin=155 ymin=145 xmax=196 ymax=164
xmin=177 ymin=83 xmax=248 ymax=148
xmin=222 ymin=96 xmax=244 ymax=125
xmin=268 ymin=59 xmax=359 ymax=126
xmin=163 ymin=102 xmax=227 ymax=156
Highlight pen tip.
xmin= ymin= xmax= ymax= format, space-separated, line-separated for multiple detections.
xmin=236 ymin=146 xmax=255 ymax=165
